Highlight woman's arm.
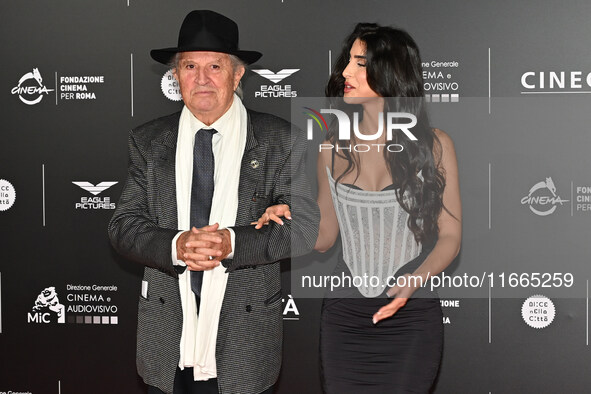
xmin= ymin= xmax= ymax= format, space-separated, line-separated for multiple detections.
xmin=408 ymin=129 xmax=462 ymax=282
xmin=374 ymin=129 xmax=462 ymax=323
xmin=253 ymin=147 xmax=341 ymax=253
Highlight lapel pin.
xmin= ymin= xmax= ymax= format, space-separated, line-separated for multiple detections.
xmin=250 ymin=159 xmax=260 ymax=169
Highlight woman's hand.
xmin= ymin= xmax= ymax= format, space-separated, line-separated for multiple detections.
xmin=253 ymin=204 xmax=291 ymax=229
xmin=372 ymin=274 xmax=418 ymax=324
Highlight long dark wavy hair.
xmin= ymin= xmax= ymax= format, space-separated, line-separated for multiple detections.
xmin=326 ymin=23 xmax=445 ymax=245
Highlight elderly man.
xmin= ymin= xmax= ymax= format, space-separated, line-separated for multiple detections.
xmin=108 ymin=10 xmax=318 ymax=394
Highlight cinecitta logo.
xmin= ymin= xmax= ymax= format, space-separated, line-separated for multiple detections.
xmin=252 ymin=69 xmax=299 ymax=83
xmin=72 ymin=181 xmax=118 ymax=195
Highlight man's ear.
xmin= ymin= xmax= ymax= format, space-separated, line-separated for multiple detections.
xmin=234 ymin=66 xmax=246 ymax=90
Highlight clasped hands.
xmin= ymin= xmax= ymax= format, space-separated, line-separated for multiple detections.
xmin=176 ymin=223 xmax=232 ymax=271
xmin=177 ymin=203 xmax=291 ymax=271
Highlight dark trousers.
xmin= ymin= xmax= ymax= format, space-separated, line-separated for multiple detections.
xmin=147 ymin=367 xmax=274 ymax=394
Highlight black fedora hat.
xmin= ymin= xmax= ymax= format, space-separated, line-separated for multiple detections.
xmin=151 ymin=10 xmax=262 ymax=65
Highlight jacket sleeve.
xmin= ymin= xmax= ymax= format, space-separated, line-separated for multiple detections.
xmin=107 ymin=129 xmax=180 ymax=278
xmin=225 ymin=125 xmax=319 ymax=272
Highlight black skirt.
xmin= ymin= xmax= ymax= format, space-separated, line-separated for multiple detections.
xmin=320 ymin=295 xmax=443 ymax=394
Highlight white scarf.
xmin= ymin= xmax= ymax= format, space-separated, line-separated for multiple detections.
xmin=175 ymin=94 xmax=247 ymax=380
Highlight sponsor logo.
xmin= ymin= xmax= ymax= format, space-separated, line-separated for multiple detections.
xmin=72 ymin=181 xmax=117 ymax=195
xmin=11 ymin=68 xmax=54 ymax=105
xmin=520 ymin=177 xmax=568 ymax=216
xmin=28 ymin=284 xmax=119 ymax=325
xmin=72 ymin=181 xmax=117 ymax=210
xmin=304 ymin=107 xmax=417 ymax=152
xmin=0 ymin=179 xmax=16 ymax=211
xmin=422 ymin=60 xmax=460 ymax=103
xmin=253 ymin=69 xmax=299 ymax=83
xmin=575 ymin=186 xmax=591 ymax=212
xmin=11 ymin=68 xmax=106 ymax=104
xmin=58 ymin=75 xmax=105 ymax=100
xmin=521 ymin=295 xmax=555 ymax=329
xmin=28 ymin=287 xmax=65 ymax=324
xmin=282 ymin=294 xmax=300 ymax=320
xmin=440 ymin=299 xmax=461 ymax=325
xmin=161 ymin=70 xmax=182 ymax=101
xmin=252 ymin=68 xmax=299 ymax=98
xmin=521 ymin=71 xmax=591 ymax=93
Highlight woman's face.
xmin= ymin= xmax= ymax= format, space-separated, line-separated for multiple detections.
xmin=342 ymin=38 xmax=380 ymax=103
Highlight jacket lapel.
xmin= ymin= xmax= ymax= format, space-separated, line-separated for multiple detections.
xmin=151 ymin=116 xmax=179 ymax=229
xmin=149 ymin=111 xmax=265 ymax=229
xmin=236 ymin=111 xmax=267 ymax=226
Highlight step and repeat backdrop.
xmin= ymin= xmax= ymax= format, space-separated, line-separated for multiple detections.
xmin=2 ymin=1 xmax=591 ymax=393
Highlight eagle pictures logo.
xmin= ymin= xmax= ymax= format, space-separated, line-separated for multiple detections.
xmin=72 ymin=181 xmax=118 ymax=209
xmin=252 ymin=68 xmax=299 ymax=98
xmin=252 ymin=69 xmax=299 ymax=83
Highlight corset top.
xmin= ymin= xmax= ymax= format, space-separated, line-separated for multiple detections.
xmin=327 ymin=167 xmax=422 ymax=297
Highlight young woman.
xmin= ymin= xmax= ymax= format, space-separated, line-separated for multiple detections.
xmin=257 ymin=23 xmax=461 ymax=393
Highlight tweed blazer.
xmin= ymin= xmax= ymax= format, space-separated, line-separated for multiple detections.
xmin=108 ymin=109 xmax=319 ymax=394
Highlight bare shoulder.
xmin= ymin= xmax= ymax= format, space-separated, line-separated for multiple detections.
xmin=432 ymin=128 xmax=457 ymax=163
xmin=319 ymin=140 xmax=332 ymax=162
xmin=318 ymin=139 xmax=346 ymax=176
xmin=433 ymin=128 xmax=455 ymax=149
